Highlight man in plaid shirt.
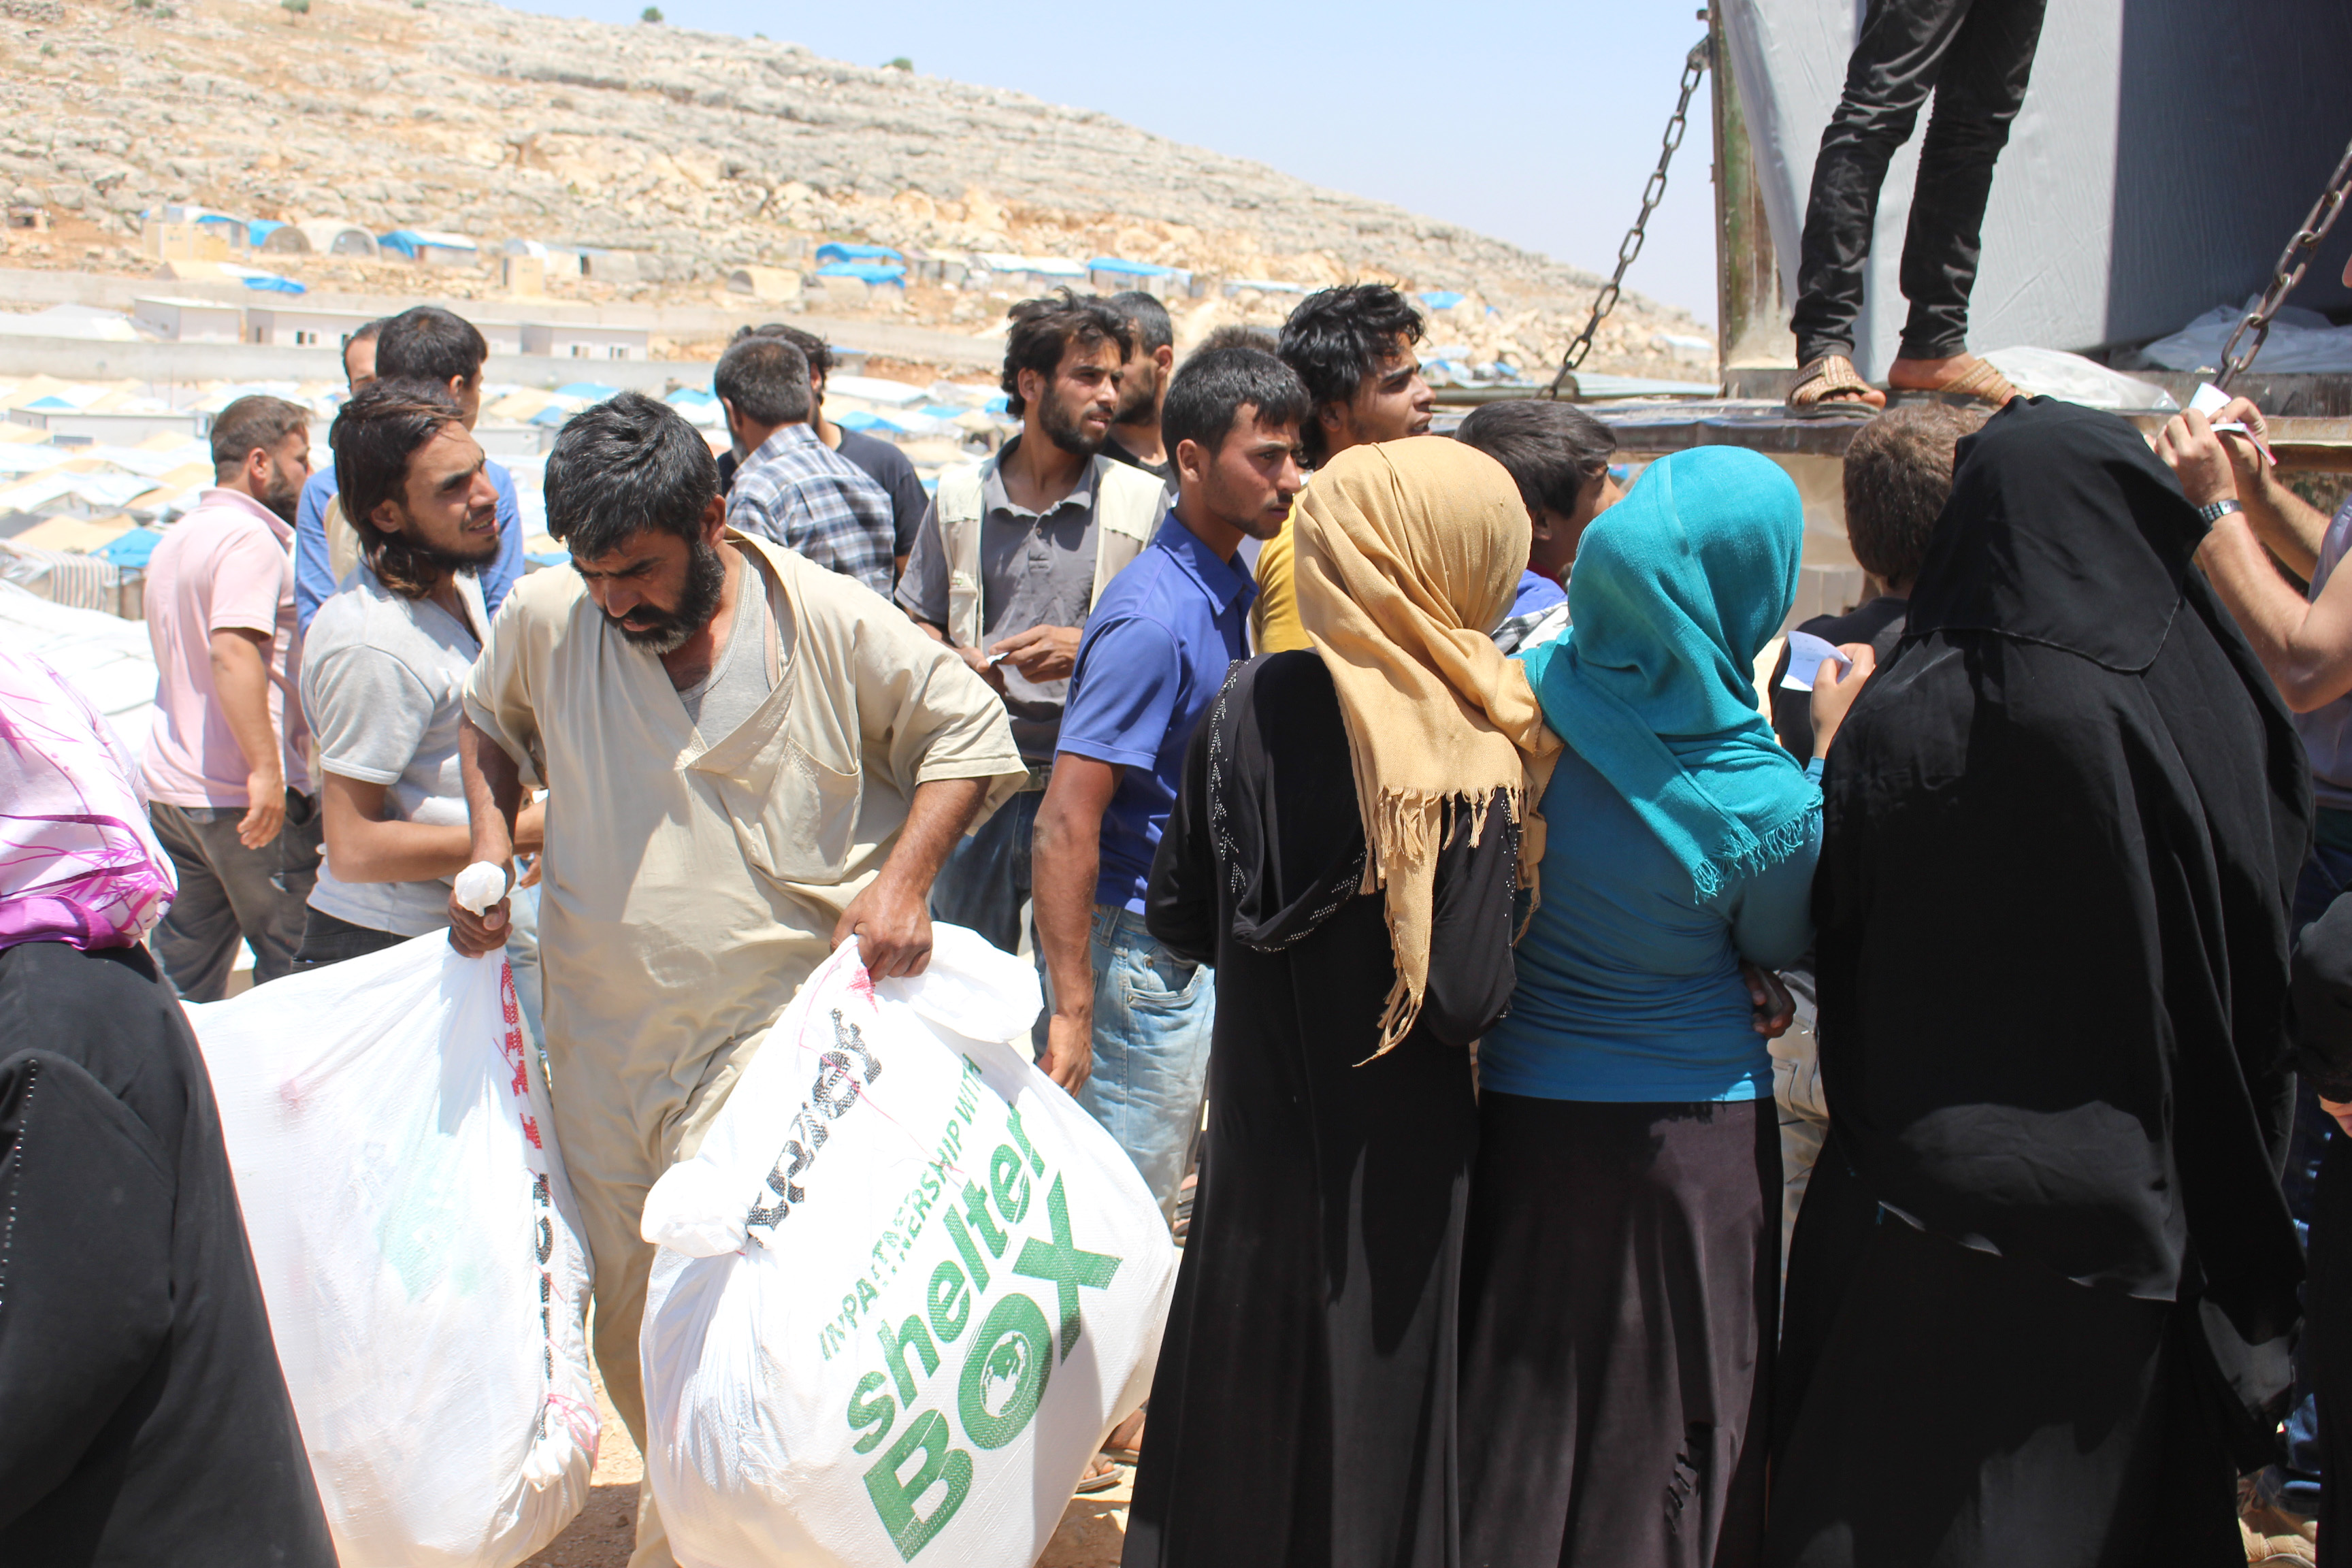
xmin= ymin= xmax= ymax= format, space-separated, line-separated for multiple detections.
xmin=715 ymin=334 xmax=896 ymax=594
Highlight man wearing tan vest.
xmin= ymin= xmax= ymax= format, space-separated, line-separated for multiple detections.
xmin=895 ymin=289 xmax=1170 ymax=973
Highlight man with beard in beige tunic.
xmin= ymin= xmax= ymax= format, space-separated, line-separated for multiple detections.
xmin=446 ymin=393 xmax=1025 ymax=1567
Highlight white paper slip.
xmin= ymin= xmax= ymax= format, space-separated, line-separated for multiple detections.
xmin=1780 ymin=630 xmax=1854 ymax=693
xmin=2189 ymin=380 xmax=2275 ymax=463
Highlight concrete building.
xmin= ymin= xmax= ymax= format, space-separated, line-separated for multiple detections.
xmin=131 ymin=296 xmax=244 ymax=345
xmin=512 ymin=242 xmax=646 ymax=284
xmin=502 ymin=252 xmax=546 ymax=296
xmin=904 ymin=248 xmax=970 ymax=287
xmin=519 ymin=321 xmax=649 ymax=361
xmin=244 ymin=303 xmax=379 ymax=349
xmin=140 ymin=220 xmax=230 ymax=263
xmin=470 ymin=318 xmax=526 ymax=357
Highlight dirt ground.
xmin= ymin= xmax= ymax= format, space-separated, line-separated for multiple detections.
xmin=523 ymin=1365 xmax=1130 ymax=1568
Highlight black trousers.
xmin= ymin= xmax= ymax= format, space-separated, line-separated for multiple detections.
xmin=1791 ymin=0 xmax=2048 ymax=365
xmin=290 ymin=906 xmax=407 ymax=970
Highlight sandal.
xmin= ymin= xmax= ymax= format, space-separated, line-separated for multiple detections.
xmin=1895 ymin=355 xmax=2019 ymax=410
xmin=1786 ymin=355 xmax=1884 ymax=416
xmin=1074 ymin=1457 xmax=1124 ymax=1495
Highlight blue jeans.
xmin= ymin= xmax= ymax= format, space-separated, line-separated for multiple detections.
xmin=2265 ymin=838 xmax=2352 ymax=1517
xmin=1071 ymin=905 xmax=1215 ymax=1220
xmin=507 ymin=881 xmax=546 ymax=1052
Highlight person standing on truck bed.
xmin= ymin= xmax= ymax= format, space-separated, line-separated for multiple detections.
xmin=1782 ymin=0 xmax=2044 ymax=414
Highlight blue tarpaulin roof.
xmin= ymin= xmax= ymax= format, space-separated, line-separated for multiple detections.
xmin=815 ymin=262 xmax=906 ymax=284
xmin=376 ymin=230 xmax=477 ymax=259
xmin=553 ymin=382 xmax=622 ymax=401
xmin=1087 ymin=257 xmax=1177 ymax=277
xmin=240 ymin=274 xmax=305 ymax=293
xmin=814 ymin=243 xmax=904 ymax=265
xmin=832 ymin=410 xmax=883 ymax=431
xmin=1418 ymin=291 xmax=1467 ymax=311
xmin=93 ymin=527 xmax=164 ymax=568
xmin=246 ymin=219 xmax=286 ymax=246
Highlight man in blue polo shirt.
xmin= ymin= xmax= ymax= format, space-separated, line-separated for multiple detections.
xmin=294 ymin=306 xmax=525 ymax=632
xmin=1032 ymin=344 xmax=1309 ymax=1214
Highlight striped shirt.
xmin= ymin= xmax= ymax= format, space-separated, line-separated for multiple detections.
xmin=725 ymin=422 xmax=896 ymax=594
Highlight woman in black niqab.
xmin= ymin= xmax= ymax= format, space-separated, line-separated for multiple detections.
xmin=1767 ymin=398 xmax=2308 ymax=1568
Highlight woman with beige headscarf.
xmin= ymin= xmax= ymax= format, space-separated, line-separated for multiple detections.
xmin=1122 ymin=437 xmax=1557 ymax=1568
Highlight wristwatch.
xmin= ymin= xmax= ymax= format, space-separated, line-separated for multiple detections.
xmin=2198 ymin=497 xmax=2244 ymax=527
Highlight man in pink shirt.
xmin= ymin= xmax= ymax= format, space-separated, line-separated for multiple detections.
xmin=142 ymin=395 xmax=322 ymax=999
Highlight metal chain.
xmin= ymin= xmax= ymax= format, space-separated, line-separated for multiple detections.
xmin=2217 ymin=135 xmax=2352 ymax=390
xmin=1546 ymin=35 xmax=1710 ymax=399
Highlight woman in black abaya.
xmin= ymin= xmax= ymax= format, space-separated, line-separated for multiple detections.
xmin=1767 ymin=398 xmax=2309 ymax=1567
xmin=1122 ymin=438 xmax=1558 ymax=1568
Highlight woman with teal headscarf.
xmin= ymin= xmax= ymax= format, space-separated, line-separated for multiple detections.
xmin=1458 ymin=446 xmax=1848 ymax=1568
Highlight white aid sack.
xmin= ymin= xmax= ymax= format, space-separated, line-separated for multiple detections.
xmin=186 ymin=934 xmax=598 ymax=1568
xmin=639 ymin=924 xmax=1178 ymax=1568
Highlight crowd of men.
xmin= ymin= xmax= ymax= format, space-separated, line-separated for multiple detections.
xmin=23 ymin=259 xmax=2352 ymax=1568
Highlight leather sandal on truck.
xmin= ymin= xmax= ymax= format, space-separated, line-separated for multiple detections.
xmin=1890 ymin=354 xmax=2021 ymax=410
xmin=1786 ymin=354 xmax=1885 ymax=415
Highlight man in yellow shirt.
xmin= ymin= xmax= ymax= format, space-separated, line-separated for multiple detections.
xmin=1252 ymin=284 xmax=1438 ymax=651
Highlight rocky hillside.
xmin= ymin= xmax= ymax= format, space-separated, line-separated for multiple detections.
xmin=0 ymin=0 xmax=1712 ymax=374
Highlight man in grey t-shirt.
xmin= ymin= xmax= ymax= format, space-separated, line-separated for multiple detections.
xmin=295 ymin=378 xmax=544 ymax=967
xmin=893 ymin=291 xmax=1164 ymax=957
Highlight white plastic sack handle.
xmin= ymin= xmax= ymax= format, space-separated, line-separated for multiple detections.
xmin=453 ymin=861 xmax=510 ymax=916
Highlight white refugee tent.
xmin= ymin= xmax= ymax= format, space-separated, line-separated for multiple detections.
xmin=1719 ymin=0 xmax=2352 ymax=375
xmin=0 ymin=580 xmax=158 ymax=760
xmin=727 ymin=265 xmax=801 ymax=302
xmin=823 ymin=374 xmax=929 ymax=408
xmin=291 ymin=220 xmax=378 ymax=258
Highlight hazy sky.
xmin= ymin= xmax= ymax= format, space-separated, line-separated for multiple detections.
xmin=496 ymin=0 xmax=1727 ymax=325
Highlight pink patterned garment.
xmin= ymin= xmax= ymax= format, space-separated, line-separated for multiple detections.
xmin=0 ymin=648 xmax=176 ymax=951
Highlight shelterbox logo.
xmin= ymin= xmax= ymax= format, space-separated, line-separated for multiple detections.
xmin=831 ymin=1059 xmax=1124 ymax=1562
